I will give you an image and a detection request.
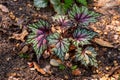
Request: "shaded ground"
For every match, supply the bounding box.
[0,0,120,80]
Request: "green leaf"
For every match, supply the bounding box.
[47,33,70,60]
[71,65,78,70]
[34,0,48,8]
[59,64,66,70]
[50,0,60,5]
[75,47,98,67]
[77,0,87,6]
[50,0,73,14]
[19,53,29,59]
[73,28,97,46]
[64,0,74,10]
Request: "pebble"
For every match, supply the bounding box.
[50,59,60,67]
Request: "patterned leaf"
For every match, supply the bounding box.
[34,0,48,8]
[68,5,100,26]
[52,15,73,28]
[75,47,98,67]
[73,28,97,46]
[47,33,70,60]
[27,19,50,61]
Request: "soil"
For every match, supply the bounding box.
[0,0,120,80]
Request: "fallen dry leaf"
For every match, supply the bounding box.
[42,50,50,59]
[19,45,29,53]
[94,38,114,47]
[51,25,62,33]
[97,0,120,8]
[64,53,69,60]
[69,45,76,51]
[43,65,51,74]
[100,76,109,80]
[9,29,28,42]
[7,73,17,77]
[94,0,120,14]
[72,68,81,76]
[97,0,110,7]
[0,13,12,28]
[0,4,9,12]
[9,12,16,20]
[7,72,20,77]
[65,61,72,68]
[33,62,46,75]
[27,62,34,68]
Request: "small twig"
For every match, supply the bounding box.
[108,65,120,77]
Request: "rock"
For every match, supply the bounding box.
[50,59,60,67]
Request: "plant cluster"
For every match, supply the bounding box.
[27,5,100,67]
[34,0,87,14]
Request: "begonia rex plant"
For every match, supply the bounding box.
[27,5,100,67]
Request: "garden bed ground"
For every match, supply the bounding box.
[0,0,120,80]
